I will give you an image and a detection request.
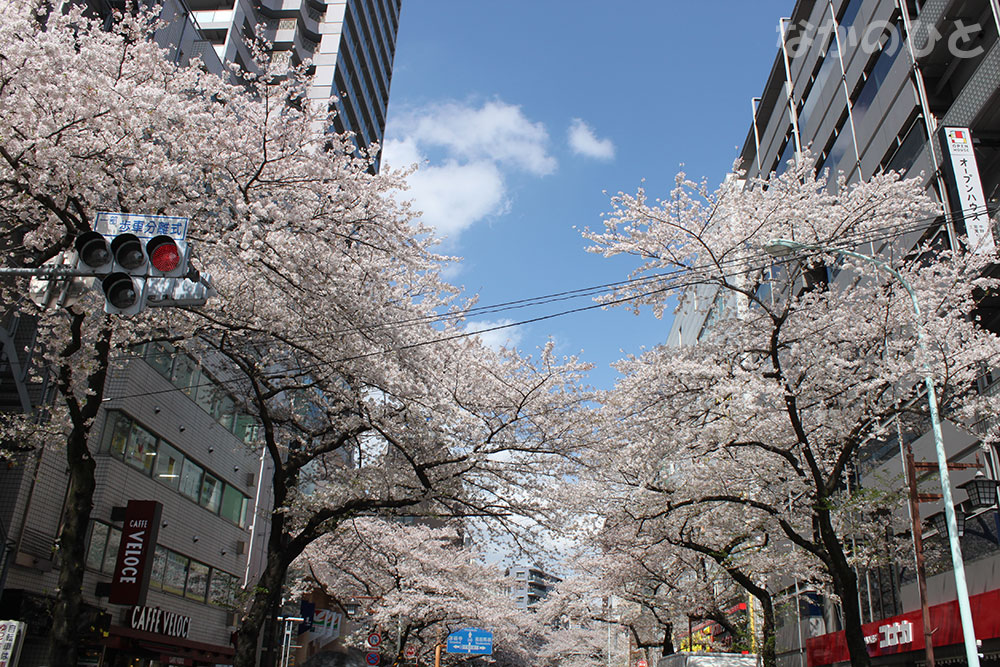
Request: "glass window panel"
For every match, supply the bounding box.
[241,496,250,529]
[887,119,927,173]
[220,484,245,526]
[154,442,184,490]
[86,522,109,571]
[163,551,188,596]
[209,571,237,606]
[799,39,839,136]
[825,122,855,174]
[233,414,257,442]
[852,25,902,127]
[180,458,204,503]
[149,546,166,590]
[171,354,200,399]
[146,341,174,378]
[185,560,210,601]
[217,395,235,430]
[196,380,218,416]
[102,412,130,459]
[839,0,862,31]
[201,474,222,513]
[102,527,121,574]
[775,131,797,176]
[124,423,157,475]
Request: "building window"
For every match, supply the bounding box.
[200,473,223,514]
[85,522,111,571]
[162,551,189,596]
[155,442,184,490]
[180,458,204,504]
[86,533,241,609]
[124,422,157,475]
[134,342,260,444]
[185,560,210,602]
[150,546,166,590]
[209,570,238,607]
[100,411,252,528]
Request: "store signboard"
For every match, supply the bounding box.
[942,127,996,255]
[109,500,163,606]
[129,606,191,640]
[807,588,1000,665]
[0,620,26,667]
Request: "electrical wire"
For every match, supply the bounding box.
[92,206,990,404]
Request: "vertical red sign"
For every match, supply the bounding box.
[108,500,162,606]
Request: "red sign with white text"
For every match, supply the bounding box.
[108,500,162,606]
[807,588,1000,666]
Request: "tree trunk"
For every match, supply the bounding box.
[47,317,111,666]
[818,505,870,667]
[234,551,289,667]
[758,593,777,667]
[47,425,96,667]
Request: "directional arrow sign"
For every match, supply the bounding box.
[446,628,493,655]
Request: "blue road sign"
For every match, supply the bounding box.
[446,628,493,655]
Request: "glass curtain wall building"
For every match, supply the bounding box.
[182,0,401,168]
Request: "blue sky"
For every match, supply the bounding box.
[381,2,795,389]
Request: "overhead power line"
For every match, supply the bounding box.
[94,208,985,404]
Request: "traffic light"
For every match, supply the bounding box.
[146,235,189,278]
[74,231,113,273]
[71,227,194,316]
[101,272,146,315]
[101,233,147,315]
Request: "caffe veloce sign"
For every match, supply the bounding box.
[129,605,191,640]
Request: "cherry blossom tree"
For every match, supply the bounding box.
[299,518,533,667]
[582,157,1000,667]
[0,4,592,666]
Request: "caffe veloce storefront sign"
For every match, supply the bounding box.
[103,605,235,666]
[807,588,1000,665]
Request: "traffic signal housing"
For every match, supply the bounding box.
[146,235,189,278]
[73,229,191,315]
[74,231,113,274]
[103,233,147,315]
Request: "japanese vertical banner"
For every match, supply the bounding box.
[942,126,996,255]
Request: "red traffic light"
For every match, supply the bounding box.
[147,235,181,273]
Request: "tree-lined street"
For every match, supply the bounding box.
[2,2,1000,667]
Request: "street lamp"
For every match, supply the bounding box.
[763,238,981,667]
[928,508,966,538]
[958,469,1000,510]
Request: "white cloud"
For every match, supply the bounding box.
[382,100,555,240]
[405,159,507,237]
[567,118,615,160]
[402,101,556,176]
[465,318,524,351]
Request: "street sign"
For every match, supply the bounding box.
[366,652,380,665]
[638,660,648,667]
[95,212,189,241]
[0,620,26,667]
[446,627,493,655]
[404,645,417,659]
[367,632,382,648]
